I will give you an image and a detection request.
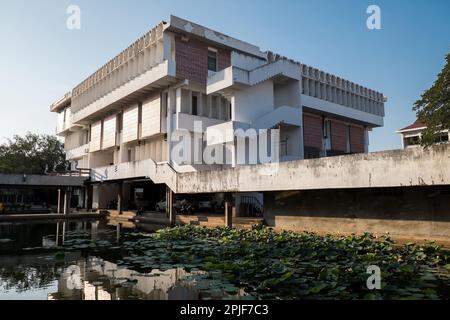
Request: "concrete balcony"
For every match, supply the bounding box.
[207,59,302,96]
[205,106,301,146]
[206,121,250,145]
[66,144,89,160]
[175,112,225,133]
[248,59,301,86]
[72,60,177,124]
[252,105,301,129]
[90,159,153,182]
[56,114,73,135]
[50,92,71,113]
[206,66,250,95]
[89,158,177,190]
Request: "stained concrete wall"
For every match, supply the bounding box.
[176,144,450,194]
[264,186,450,242]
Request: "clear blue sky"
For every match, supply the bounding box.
[0,0,448,151]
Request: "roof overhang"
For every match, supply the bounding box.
[167,15,267,59]
[50,92,72,113]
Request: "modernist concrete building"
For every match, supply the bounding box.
[397,118,449,149]
[50,15,386,212]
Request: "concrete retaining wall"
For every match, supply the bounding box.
[264,186,450,242]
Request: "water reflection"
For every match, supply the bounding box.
[48,257,202,300]
[0,219,249,300]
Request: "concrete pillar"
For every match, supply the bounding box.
[165,187,170,218]
[86,184,93,211]
[168,187,176,227]
[62,221,66,244]
[224,193,233,228]
[63,189,68,215]
[57,189,62,214]
[91,221,99,240]
[116,223,122,242]
[117,181,123,215]
[364,128,370,153]
[55,222,59,246]
[167,88,176,163]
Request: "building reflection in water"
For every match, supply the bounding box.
[47,257,201,300]
[1,219,248,300]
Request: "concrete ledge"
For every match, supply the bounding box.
[133,212,263,229]
[0,212,105,222]
[0,174,87,187]
[106,210,137,220]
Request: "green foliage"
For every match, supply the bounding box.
[54,251,66,259]
[0,132,68,174]
[413,52,450,146]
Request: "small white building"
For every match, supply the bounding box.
[397,119,449,149]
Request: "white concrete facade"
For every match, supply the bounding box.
[51,15,386,183]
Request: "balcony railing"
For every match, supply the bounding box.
[66,144,89,160]
[206,66,250,95]
[176,112,226,133]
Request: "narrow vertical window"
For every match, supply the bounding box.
[208,48,217,72]
[127,148,133,162]
[192,95,198,116]
[347,125,351,153]
[323,119,332,151]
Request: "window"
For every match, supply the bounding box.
[211,96,218,118]
[134,188,144,201]
[192,95,198,116]
[118,113,123,133]
[280,138,288,157]
[405,136,420,146]
[127,148,133,162]
[207,49,217,72]
[323,119,331,151]
[436,133,449,143]
[347,125,351,153]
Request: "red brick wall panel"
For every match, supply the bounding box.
[303,113,323,149]
[175,37,231,85]
[218,49,231,71]
[350,125,365,153]
[331,120,347,152]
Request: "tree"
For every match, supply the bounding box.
[0,133,69,175]
[413,52,450,146]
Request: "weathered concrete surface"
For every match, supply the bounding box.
[177,145,450,193]
[264,186,450,242]
[0,174,86,187]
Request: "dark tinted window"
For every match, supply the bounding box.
[192,95,198,116]
[208,50,217,72]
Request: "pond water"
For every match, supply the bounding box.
[0,219,250,300]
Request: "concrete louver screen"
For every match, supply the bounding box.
[102,114,117,149]
[122,105,139,143]
[90,121,102,152]
[141,95,161,138]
